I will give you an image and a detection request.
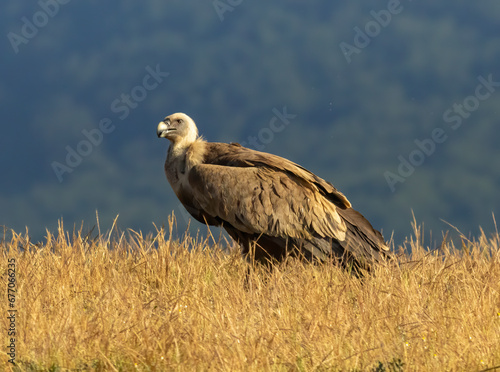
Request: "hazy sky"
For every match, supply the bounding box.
[2,1,499,247]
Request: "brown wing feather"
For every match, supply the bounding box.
[182,141,389,267]
[187,163,347,242]
[203,143,352,210]
[174,184,224,227]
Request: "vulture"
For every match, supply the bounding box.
[157,113,392,270]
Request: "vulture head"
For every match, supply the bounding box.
[157,113,198,146]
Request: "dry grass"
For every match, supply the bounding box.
[1,215,499,371]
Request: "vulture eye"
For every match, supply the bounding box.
[177,119,184,124]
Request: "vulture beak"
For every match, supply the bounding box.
[157,119,172,138]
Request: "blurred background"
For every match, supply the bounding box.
[1,0,499,248]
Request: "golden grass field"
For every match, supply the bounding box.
[1,215,499,371]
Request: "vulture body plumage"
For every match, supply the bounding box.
[157,113,392,270]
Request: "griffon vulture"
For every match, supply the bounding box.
[157,113,391,270]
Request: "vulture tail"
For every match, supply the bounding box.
[297,208,392,272]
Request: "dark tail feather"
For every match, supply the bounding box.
[297,208,392,271]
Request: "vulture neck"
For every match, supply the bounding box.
[165,136,206,195]
[167,136,206,173]
[168,128,199,157]
[173,126,197,146]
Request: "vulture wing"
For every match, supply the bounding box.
[185,143,389,266]
[188,163,347,240]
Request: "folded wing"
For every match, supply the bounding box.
[188,163,347,243]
